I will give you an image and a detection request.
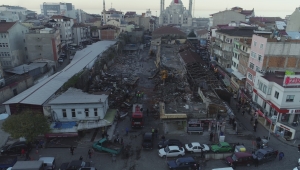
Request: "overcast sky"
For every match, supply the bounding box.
[4,0,298,17]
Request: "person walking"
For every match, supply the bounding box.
[209,132,213,141]
[21,148,25,157]
[254,157,259,167]
[279,151,284,161]
[120,137,124,145]
[242,110,245,116]
[88,149,92,159]
[151,127,155,137]
[298,144,300,152]
[154,128,158,138]
[70,146,75,155]
[255,119,258,126]
[79,156,83,161]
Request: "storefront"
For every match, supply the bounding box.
[275,122,296,140]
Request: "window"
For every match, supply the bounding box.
[256,66,260,72]
[259,82,263,90]
[71,109,76,117]
[286,95,295,102]
[258,55,262,62]
[249,62,254,70]
[85,108,89,117]
[248,73,253,80]
[236,64,238,69]
[274,91,279,99]
[254,41,257,46]
[267,88,272,95]
[0,43,2,47]
[260,44,263,49]
[94,108,98,116]
[262,85,267,94]
[262,101,266,109]
[62,109,67,117]
[254,94,258,102]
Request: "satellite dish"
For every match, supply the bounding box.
[277,37,281,41]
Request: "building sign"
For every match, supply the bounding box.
[283,75,300,86]
[279,124,290,131]
[288,109,300,114]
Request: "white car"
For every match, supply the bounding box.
[158,145,185,158]
[58,58,64,63]
[185,142,210,153]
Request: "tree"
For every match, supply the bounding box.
[2,110,50,143]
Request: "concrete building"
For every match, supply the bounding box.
[25,28,61,63]
[159,0,193,27]
[106,19,127,33]
[72,23,90,46]
[209,10,246,27]
[0,62,4,87]
[212,27,255,69]
[101,6,124,26]
[286,7,300,32]
[0,5,27,15]
[0,21,28,69]
[49,15,74,47]
[40,2,74,17]
[245,34,300,96]
[99,25,120,40]
[0,11,21,22]
[252,71,300,140]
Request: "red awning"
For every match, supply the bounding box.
[45,133,78,138]
[257,110,265,117]
[265,117,272,124]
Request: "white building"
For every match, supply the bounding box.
[159,0,193,27]
[0,5,27,15]
[253,71,300,140]
[49,15,74,47]
[72,23,90,45]
[40,2,74,17]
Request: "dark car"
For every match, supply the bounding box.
[252,147,278,164]
[167,157,197,169]
[226,152,254,168]
[0,141,31,156]
[142,133,154,149]
[158,139,183,149]
[59,160,91,170]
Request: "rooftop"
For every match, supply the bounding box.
[216,27,256,37]
[5,63,46,75]
[261,71,300,88]
[50,15,72,20]
[72,23,87,28]
[0,22,16,33]
[152,26,186,38]
[3,40,117,106]
[48,88,108,104]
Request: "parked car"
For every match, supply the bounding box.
[59,160,90,170]
[142,133,153,149]
[58,58,64,63]
[68,46,76,50]
[158,146,185,158]
[158,139,183,149]
[211,142,234,153]
[39,157,56,170]
[167,157,197,169]
[252,147,278,164]
[60,53,67,58]
[0,141,31,156]
[225,152,254,168]
[184,142,210,153]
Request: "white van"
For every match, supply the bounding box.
[212,168,234,170]
[39,157,56,170]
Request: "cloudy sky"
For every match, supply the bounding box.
[4,0,298,17]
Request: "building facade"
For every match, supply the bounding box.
[0,21,28,69]
[99,25,120,40]
[25,28,60,63]
[72,23,90,46]
[40,2,74,17]
[209,10,246,27]
[253,71,300,140]
[49,15,74,47]
[286,7,300,32]
[0,5,27,15]
[159,0,193,27]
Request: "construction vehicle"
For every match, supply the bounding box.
[131,104,144,128]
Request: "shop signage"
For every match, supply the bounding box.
[279,124,290,131]
[288,109,300,114]
[283,75,300,86]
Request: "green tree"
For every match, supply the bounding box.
[2,110,51,143]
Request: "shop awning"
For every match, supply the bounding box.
[232,71,246,80]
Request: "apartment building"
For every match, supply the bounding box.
[49,15,74,47]
[72,23,90,46]
[40,2,74,17]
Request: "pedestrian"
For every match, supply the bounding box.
[126,127,129,135]
[25,151,30,161]
[233,121,237,130]
[21,148,25,157]
[242,110,245,115]
[151,127,155,137]
[88,149,92,159]
[279,151,284,161]
[250,116,254,123]
[253,124,257,132]
[120,137,124,145]
[39,139,44,149]
[146,108,149,116]
[200,148,204,158]
[255,119,258,126]
[154,128,158,138]
[298,144,300,152]
[209,132,213,141]
[79,156,83,161]
[254,157,259,167]
[70,145,75,155]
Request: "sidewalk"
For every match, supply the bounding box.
[229,97,298,147]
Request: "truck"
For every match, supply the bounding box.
[11,161,43,170]
[131,104,144,128]
[92,138,123,155]
[0,156,17,170]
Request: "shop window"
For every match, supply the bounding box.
[248,73,253,80]
[274,91,279,99]
[71,109,76,117]
[85,108,89,117]
[62,109,67,117]
[286,95,294,102]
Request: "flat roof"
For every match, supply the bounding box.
[3,41,116,105]
[262,72,300,88]
[49,88,108,104]
[5,64,41,74]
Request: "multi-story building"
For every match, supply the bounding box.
[286,7,300,32]
[159,0,193,27]
[72,23,90,46]
[0,62,4,87]
[101,7,124,25]
[212,27,255,69]
[0,5,27,15]
[25,28,60,63]
[245,34,300,96]
[49,15,74,47]
[40,2,74,17]
[253,71,300,140]
[99,25,120,40]
[0,21,28,69]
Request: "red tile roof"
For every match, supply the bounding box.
[0,22,16,33]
